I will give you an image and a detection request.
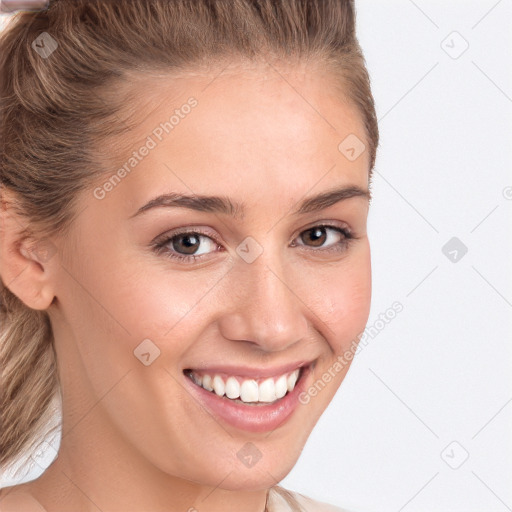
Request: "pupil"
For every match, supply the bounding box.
[304,227,326,247]
[174,234,199,255]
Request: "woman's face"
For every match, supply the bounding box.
[49,62,372,491]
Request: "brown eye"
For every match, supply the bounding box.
[154,230,221,262]
[153,224,354,265]
[295,225,352,250]
[171,233,202,255]
[300,227,328,247]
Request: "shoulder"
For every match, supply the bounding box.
[0,484,46,512]
[268,486,352,512]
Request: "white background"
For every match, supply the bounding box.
[1,2,511,511]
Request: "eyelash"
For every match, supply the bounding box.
[152,224,355,264]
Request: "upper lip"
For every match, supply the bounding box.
[184,359,315,379]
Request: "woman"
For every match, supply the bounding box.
[0,0,379,510]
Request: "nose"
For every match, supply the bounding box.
[218,253,309,353]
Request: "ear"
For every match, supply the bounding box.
[0,187,57,311]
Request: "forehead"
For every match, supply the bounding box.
[95,61,369,212]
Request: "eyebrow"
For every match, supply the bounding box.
[129,185,370,220]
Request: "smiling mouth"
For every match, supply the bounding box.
[183,366,307,406]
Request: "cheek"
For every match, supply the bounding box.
[314,243,372,352]
[110,266,230,340]
[55,252,228,392]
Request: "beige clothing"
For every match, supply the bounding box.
[267,488,350,512]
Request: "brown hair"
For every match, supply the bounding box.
[0,0,379,502]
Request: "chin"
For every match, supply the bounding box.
[215,468,293,492]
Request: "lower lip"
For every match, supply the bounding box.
[183,365,312,433]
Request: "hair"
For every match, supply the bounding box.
[0,0,379,506]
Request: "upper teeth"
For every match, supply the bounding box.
[188,369,301,403]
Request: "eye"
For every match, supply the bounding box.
[152,224,354,264]
[291,224,354,253]
[152,229,221,263]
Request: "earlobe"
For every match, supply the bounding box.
[0,194,57,312]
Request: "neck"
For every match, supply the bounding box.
[26,406,270,512]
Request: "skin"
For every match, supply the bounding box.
[0,60,372,512]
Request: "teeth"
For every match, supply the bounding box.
[202,374,213,392]
[275,374,288,399]
[225,376,240,399]
[240,379,259,402]
[287,371,298,392]
[187,368,301,404]
[258,378,276,402]
[191,373,202,387]
[212,375,225,397]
